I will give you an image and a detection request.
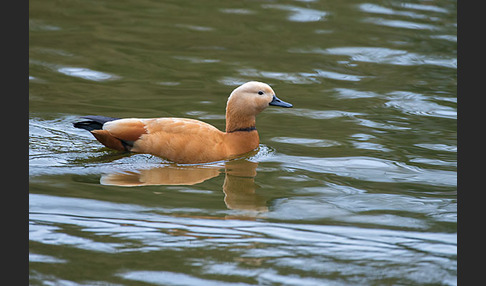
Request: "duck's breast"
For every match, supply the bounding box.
[223,131,260,159]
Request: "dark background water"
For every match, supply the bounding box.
[29,0,456,285]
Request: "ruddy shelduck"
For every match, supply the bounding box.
[73,81,292,163]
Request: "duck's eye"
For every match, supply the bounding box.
[258,91,264,95]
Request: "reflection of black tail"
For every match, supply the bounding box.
[73,115,120,131]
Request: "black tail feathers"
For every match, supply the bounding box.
[73,115,120,132]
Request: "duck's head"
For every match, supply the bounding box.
[227,81,292,116]
[225,81,292,133]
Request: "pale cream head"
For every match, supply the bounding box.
[226,81,277,115]
[225,81,292,133]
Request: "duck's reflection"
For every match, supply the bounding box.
[100,159,267,212]
[100,165,220,186]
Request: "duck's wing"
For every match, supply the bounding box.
[76,116,227,163]
[95,118,225,163]
[102,118,148,141]
[128,118,226,163]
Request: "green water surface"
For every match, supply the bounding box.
[29,0,457,285]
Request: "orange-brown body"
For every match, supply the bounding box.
[74,81,292,164]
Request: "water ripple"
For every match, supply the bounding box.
[271,137,340,147]
[173,56,220,64]
[292,47,457,68]
[267,154,456,186]
[238,68,365,84]
[263,4,328,22]
[57,67,120,81]
[119,271,253,286]
[358,3,430,19]
[219,8,255,15]
[29,19,61,31]
[397,2,450,14]
[175,24,214,32]
[270,108,363,119]
[415,143,457,153]
[363,17,439,30]
[385,91,457,119]
[30,59,121,81]
[29,188,456,284]
[30,192,456,253]
[333,88,380,99]
[29,253,67,264]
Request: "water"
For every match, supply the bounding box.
[29,0,457,285]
